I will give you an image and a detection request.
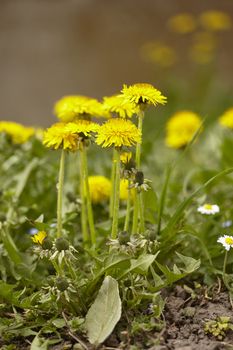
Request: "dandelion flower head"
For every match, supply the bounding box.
[54,95,106,122]
[43,121,99,151]
[200,11,232,32]
[121,83,167,107]
[103,94,138,118]
[31,231,47,245]
[165,110,202,149]
[217,235,233,251]
[168,13,197,34]
[219,108,233,129]
[0,121,35,144]
[197,203,220,215]
[96,118,141,148]
[88,176,111,204]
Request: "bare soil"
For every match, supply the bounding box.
[1,285,233,350]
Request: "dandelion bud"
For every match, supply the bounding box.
[42,237,53,250]
[55,237,69,251]
[118,231,130,245]
[135,171,144,185]
[56,277,69,292]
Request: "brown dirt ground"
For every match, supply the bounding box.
[1,285,233,350]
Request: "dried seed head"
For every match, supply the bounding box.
[55,237,70,251]
[118,231,130,245]
[56,277,69,292]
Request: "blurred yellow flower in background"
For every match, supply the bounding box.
[103,95,138,118]
[141,41,177,68]
[165,111,202,149]
[0,121,35,144]
[121,83,167,107]
[200,11,232,32]
[88,175,111,204]
[96,118,141,148]
[219,108,233,129]
[120,179,129,201]
[54,95,106,122]
[190,32,216,64]
[168,13,197,34]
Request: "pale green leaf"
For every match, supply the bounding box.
[85,276,121,345]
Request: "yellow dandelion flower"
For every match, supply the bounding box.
[165,111,202,149]
[120,152,132,164]
[0,121,35,144]
[65,120,100,136]
[103,94,138,118]
[88,175,111,204]
[54,95,106,122]
[219,108,233,129]
[121,83,167,107]
[31,231,47,245]
[141,42,177,68]
[200,11,232,31]
[96,118,141,148]
[43,123,78,151]
[43,120,98,151]
[168,13,197,34]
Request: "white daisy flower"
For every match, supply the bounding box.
[217,235,233,251]
[197,203,220,215]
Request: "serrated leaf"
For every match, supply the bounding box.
[176,252,200,273]
[30,334,60,350]
[85,276,121,345]
[118,253,158,279]
[30,334,49,350]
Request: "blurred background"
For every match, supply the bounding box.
[0,0,233,126]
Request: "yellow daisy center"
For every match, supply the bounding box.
[203,204,213,210]
[225,237,233,245]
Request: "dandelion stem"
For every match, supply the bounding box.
[132,190,139,234]
[57,149,65,238]
[111,149,120,239]
[135,110,144,168]
[124,179,131,232]
[139,191,145,233]
[82,146,96,245]
[110,148,117,218]
[132,110,144,234]
[80,152,88,243]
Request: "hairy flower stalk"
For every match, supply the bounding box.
[57,149,65,238]
[110,148,117,218]
[112,149,121,239]
[123,179,132,232]
[79,152,88,243]
[81,145,96,244]
[132,109,144,234]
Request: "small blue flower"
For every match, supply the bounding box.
[222,220,232,228]
[28,228,39,235]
